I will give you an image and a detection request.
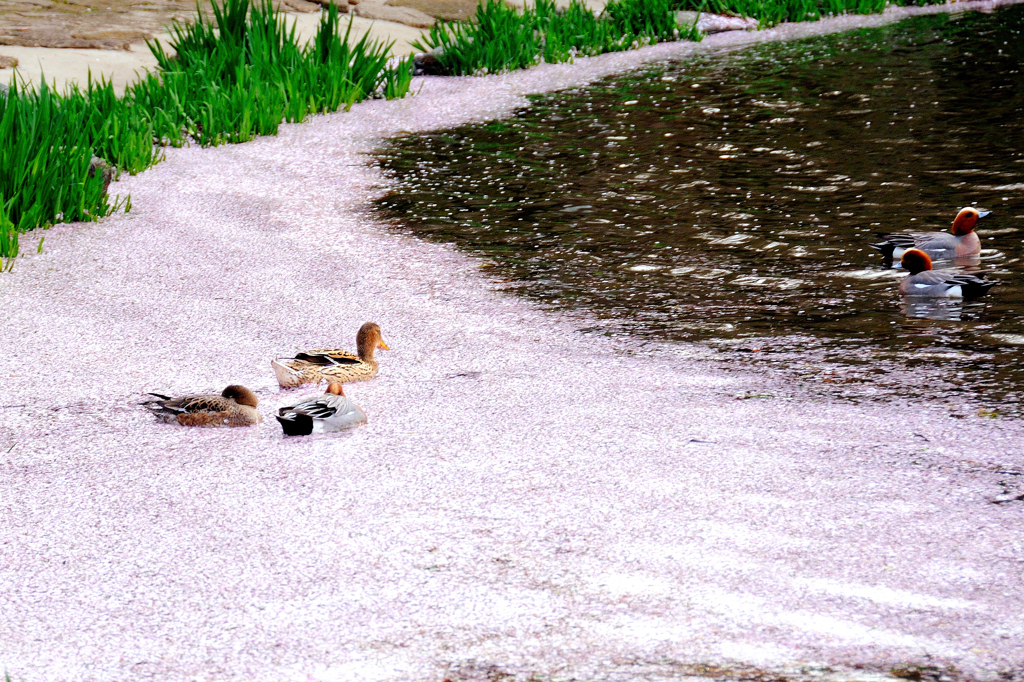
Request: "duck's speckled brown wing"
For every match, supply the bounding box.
[146,392,232,414]
[158,394,237,413]
[292,349,361,366]
[320,360,377,383]
[144,393,261,427]
[273,349,375,388]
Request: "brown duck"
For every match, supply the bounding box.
[271,322,389,389]
[144,385,262,427]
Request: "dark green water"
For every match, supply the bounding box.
[376,6,1024,414]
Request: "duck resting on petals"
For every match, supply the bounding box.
[144,385,262,426]
[271,322,389,389]
[898,248,996,298]
[873,207,990,261]
[276,382,367,436]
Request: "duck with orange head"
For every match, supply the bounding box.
[276,382,367,436]
[873,207,990,262]
[898,248,996,298]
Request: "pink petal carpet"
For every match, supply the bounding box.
[1,3,1023,680]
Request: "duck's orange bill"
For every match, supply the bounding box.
[379,341,390,350]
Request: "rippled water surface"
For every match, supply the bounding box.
[376,6,1024,414]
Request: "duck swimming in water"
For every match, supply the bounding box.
[144,385,262,427]
[873,207,990,261]
[271,322,389,389]
[898,248,996,298]
[276,382,367,436]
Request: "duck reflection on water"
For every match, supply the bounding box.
[900,297,990,322]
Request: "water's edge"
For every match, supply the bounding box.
[374,3,1024,416]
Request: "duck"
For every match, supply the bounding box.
[898,248,996,298]
[873,207,990,261]
[144,385,262,427]
[271,322,389,389]
[276,382,367,436]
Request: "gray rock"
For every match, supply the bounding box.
[413,46,448,76]
[306,0,350,10]
[89,155,116,196]
[276,0,322,12]
[351,3,435,27]
[386,0,479,22]
[677,11,759,34]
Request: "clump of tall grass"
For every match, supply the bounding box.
[414,0,954,76]
[0,80,132,268]
[674,0,946,26]
[0,0,412,265]
[138,0,411,145]
[412,0,700,77]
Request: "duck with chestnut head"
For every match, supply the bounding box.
[271,322,389,389]
[898,248,996,298]
[873,207,990,262]
[276,382,367,436]
[144,385,262,427]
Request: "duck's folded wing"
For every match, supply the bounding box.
[947,272,989,285]
[145,393,230,416]
[876,232,921,248]
[907,270,994,296]
[278,396,340,419]
[872,232,921,258]
[912,270,956,286]
[946,272,996,294]
[913,232,958,251]
[174,395,234,413]
[292,349,362,366]
[918,270,990,287]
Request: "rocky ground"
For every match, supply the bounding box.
[0,0,756,91]
[0,0,432,92]
[0,0,487,50]
[0,0,476,90]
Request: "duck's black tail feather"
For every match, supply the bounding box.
[959,276,998,299]
[871,233,916,260]
[276,411,314,436]
[871,242,896,260]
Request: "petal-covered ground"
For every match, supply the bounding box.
[2,5,1023,680]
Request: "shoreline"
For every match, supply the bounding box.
[3,0,1021,95]
[2,3,1024,680]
